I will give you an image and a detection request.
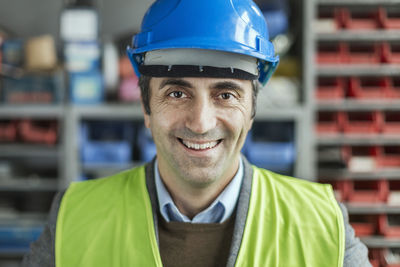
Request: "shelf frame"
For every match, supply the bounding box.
[0,105,64,119]
[317,30,400,42]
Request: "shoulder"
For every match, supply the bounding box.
[252,166,333,199]
[67,165,146,197]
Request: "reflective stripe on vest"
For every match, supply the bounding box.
[56,165,344,267]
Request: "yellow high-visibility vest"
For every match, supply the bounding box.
[56,165,344,267]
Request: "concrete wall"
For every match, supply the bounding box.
[0,0,153,39]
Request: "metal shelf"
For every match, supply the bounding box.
[317,64,400,77]
[0,178,59,192]
[255,106,304,120]
[82,162,142,178]
[317,135,400,145]
[71,104,144,120]
[361,236,400,248]
[0,105,64,119]
[319,168,400,180]
[0,212,47,222]
[0,144,60,157]
[318,0,400,5]
[0,248,28,258]
[317,30,400,42]
[346,203,400,214]
[317,100,400,111]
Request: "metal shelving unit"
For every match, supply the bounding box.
[0,103,66,262]
[310,0,400,261]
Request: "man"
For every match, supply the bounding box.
[23,0,371,266]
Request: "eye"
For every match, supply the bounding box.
[219,93,234,100]
[168,91,187,98]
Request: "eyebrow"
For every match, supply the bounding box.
[159,78,194,90]
[211,81,245,93]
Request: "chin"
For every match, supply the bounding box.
[179,168,221,187]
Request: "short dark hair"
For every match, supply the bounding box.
[139,75,259,118]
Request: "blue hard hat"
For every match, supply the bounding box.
[127,0,279,85]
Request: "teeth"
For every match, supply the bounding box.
[182,140,218,150]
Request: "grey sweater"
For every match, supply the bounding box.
[22,157,371,266]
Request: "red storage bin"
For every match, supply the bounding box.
[348,77,390,99]
[341,7,381,30]
[387,77,400,98]
[0,121,17,142]
[347,180,389,203]
[382,42,400,64]
[377,146,400,168]
[380,7,400,29]
[317,42,346,64]
[316,111,344,134]
[378,214,400,237]
[347,43,381,64]
[350,214,378,237]
[383,111,400,134]
[322,180,350,202]
[316,77,345,100]
[119,55,135,79]
[343,111,383,134]
[18,120,58,145]
[369,249,384,267]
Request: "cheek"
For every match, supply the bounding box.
[219,108,251,136]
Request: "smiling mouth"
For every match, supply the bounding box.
[178,138,222,151]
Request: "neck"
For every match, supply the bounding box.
[158,159,240,219]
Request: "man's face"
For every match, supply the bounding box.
[143,77,254,188]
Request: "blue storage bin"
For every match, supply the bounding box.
[80,121,134,164]
[70,70,103,104]
[1,39,24,66]
[0,225,43,250]
[245,141,295,174]
[243,122,296,174]
[2,71,65,104]
[263,9,289,39]
[137,126,157,162]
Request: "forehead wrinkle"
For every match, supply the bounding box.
[159,78,194,90]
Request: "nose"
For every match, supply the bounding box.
[185,96,217,134]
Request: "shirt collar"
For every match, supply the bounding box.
[154,158,243,224]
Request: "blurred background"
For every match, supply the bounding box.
[0,0,400,266]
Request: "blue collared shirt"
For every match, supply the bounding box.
[154,158,243,223]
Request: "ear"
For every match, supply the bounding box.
[248,117,254,131]
[141,101,151,129]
